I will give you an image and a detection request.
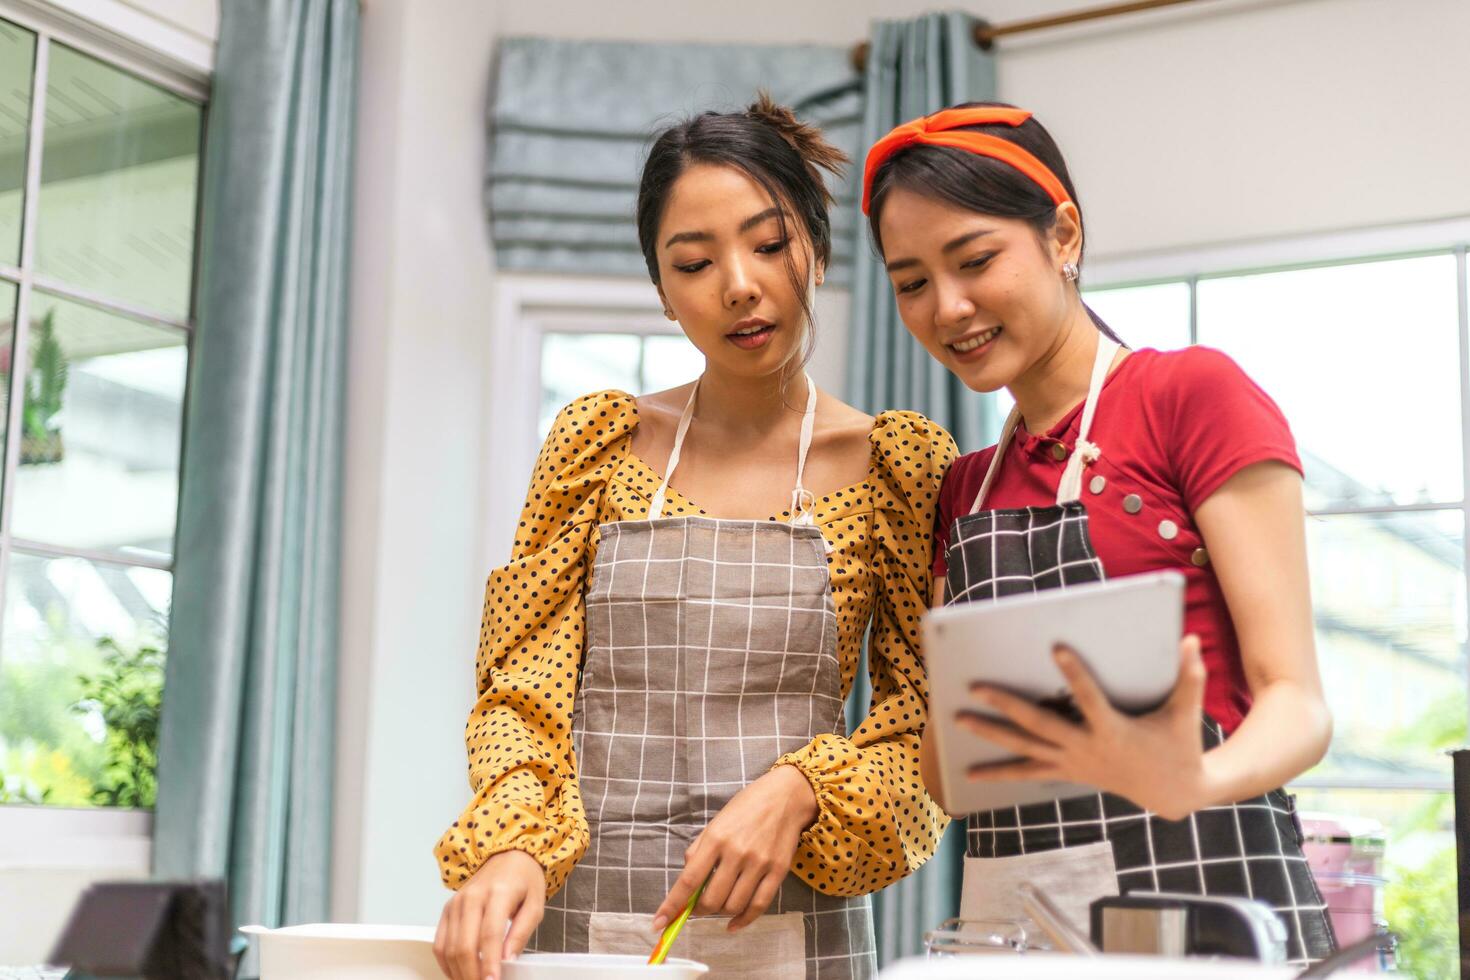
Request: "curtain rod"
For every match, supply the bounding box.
[850,0,1209,72]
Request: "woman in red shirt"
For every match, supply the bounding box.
[862,104,1335,965]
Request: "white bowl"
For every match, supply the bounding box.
[504,953,710,980]
[240,923,441,979]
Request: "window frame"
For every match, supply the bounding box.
[483,275,674,569]
[1089,231,1470,797]
[0,0,211,98]
[0,0,208,846]
[537,325,702,437]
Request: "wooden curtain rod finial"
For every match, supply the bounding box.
[848,0,1204,73]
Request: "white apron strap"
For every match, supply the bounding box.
[969,406,1023,515]
[647,381,700,521]
[968,335,1121,514]
[790,373,820,526]
[1055,336,1119,504]
[647,373,822,526]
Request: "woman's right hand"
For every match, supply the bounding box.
[433,849,546,980]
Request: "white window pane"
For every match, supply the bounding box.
[539,333,640,437]
[0,20,36,266]
[1197,256,1461,508]
[36,44,202,319]
[12,291,187,561]
[641,334,702,392]
[1290,788,1454,976]
[983,281,1190,443]
[988,388,1015,445]
[1306,509,1466,784]
[1081,281,1191,351]
[0,552,170,807]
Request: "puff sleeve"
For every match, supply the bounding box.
[434,392,635,894]
[775,412,958,895]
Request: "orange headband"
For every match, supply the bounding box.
[861,106,1072,214]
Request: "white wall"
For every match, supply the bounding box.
[335,0,1470,926]
[491,0,1470,260]
[996,0,1470,258]
[335,0,498,926]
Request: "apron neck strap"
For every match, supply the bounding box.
[790,374,820,525]
[648,373,820,523]
[969,406,1021,515]
[968,334,1121,514]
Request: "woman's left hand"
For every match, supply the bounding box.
[962,635,1214,820]
[652,764,818,933]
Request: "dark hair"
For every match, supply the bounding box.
[864,101,1123,345]
[636,93,848,365]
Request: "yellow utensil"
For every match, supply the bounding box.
[648,880,707,965]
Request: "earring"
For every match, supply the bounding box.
[663,307,675,320]
[815,274,824,286]
[1062,262,1079,282]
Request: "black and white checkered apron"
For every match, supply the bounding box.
[943,337,1334,966]
[531,375,876,980]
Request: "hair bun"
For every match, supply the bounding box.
[746,91,849,206]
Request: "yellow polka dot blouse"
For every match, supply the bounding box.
[435,390,958,898]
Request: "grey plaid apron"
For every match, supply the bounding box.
[531,375,877,980]
[944,337,1335,966]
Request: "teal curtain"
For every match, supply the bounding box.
[847,11,997,452]
[153,0,358,940]
[844,11,997,966]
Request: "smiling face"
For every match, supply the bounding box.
[654,163,820,378]
[876,185,1083,393]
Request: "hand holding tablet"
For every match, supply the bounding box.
[923,571,1208,814]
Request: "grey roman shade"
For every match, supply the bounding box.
[487,37,863,283]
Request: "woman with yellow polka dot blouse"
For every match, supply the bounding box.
[432,96,957,980]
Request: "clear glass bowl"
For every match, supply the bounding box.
[923,918,1038,957]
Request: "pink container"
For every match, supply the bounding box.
[1299,811,1391,972]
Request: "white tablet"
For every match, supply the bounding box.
[923,570,1185,813]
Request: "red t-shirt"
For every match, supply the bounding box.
[934,347,1302,733]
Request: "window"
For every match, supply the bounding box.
[0,13,204,812]
[1195,258,1466,801]
[539,330,702,436]
[1093,253,1465,978]
[990,279,1193,427]
[1084,279,1192,352]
